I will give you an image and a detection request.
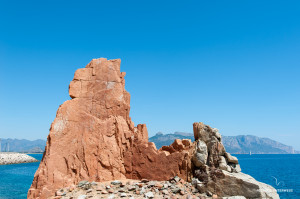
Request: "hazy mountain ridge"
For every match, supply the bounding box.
[2,133,298,154]
[0,138,46,153]
[149,132,300,154]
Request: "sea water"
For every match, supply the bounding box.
[0,154,42,199]
[235,154,300,199]
[0,154,299,199]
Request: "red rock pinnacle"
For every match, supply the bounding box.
[28,58,193,199]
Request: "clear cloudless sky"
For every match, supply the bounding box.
[0,0,299,150]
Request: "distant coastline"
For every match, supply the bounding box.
[149,132,300,154]
[1,134,299,155]
[0,138,45,153]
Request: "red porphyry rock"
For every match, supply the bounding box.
[28,58,193,199]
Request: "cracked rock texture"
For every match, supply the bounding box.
[28,58,193,199]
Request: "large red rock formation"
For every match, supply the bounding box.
[28,58,279,199]
[28,58,193,199]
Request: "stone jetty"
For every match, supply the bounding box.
[0,152,38,165]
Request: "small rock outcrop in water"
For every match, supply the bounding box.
[28,58,279,199]
[0,152,38,165]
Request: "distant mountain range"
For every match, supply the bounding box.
[1,133,299,154]
[149,132,300,154]
[0,138,46,153]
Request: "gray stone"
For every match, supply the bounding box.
[174,176,180,182]
[111,180,122,185]
[231,164,241,173]
[206,191,213,196]
[118,188,125,192]
[77,181,91,190]
[191,187,199,193]
[219,156,227,165]
[140,187,146,194]
[225,152,239,164]
[91,181,97,186]
[207,170,279,199]
[195,140,207,153]
[86,189,93,193]
[219,156,232,172]
[196,183,205,193]
[192,140,208,167]
[191,178,201,186]
[172,187,181,194]
[127,185,136,191]
[78,181,89,187]
[186,195,193,199]
[77,195,87,199]
[212,128,222,141]
[148,181,156,187]
[192,152,207,167]
[222,196,246,199]
[162,190,169,195]
[107,194,115,199]
[120,193,127,197]
[145,191,154,198]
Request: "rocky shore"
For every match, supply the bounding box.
[0,152,38,165]
[50,177,247,199]
[28,58,279,199]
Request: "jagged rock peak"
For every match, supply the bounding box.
[28,58,193,199]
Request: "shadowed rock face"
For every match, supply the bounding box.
[28,58,193,199]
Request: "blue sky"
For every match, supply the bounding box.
[0,1,299,150]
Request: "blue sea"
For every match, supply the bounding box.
[0,154,299,199]
[0,154,42,199]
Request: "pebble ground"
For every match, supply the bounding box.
[50,176,217,199]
